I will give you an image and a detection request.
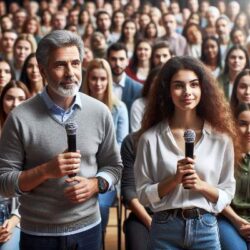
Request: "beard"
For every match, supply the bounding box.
[111,66,125,76]
[49,78,81,98]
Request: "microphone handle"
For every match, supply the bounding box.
[185,142,194,159]
[184,142,194,189]
[67,134,76,177]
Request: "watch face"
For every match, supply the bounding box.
[98,177,107,193]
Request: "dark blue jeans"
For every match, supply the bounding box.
[20,223,101,250]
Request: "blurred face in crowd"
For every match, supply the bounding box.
[97,13,111,32]
[92,33,106,50]
[145,22,157,38]
[26,56,43,84]
[68,9,79,26]
[82,47,93,69]
[152,47,171,66]
[136,41,152,62]
[88,68,108,100]
[1,31,17,53]
[108,50,129,76]
[0,16,13,31]
[53,13,66,30]
[163,14,177,35]
[232,30,247,46]
[216,18,230,38]
[237,110,250,152]
[26,19,38,34]
[14,10,27,28]
[14,40,32,66]
[113,11,125,28]
[204,39,219,60]
[123,21,136,40]
[236,75,250,104]
[186,25,202,44]
[139,13,151,30]
[0,61,12,88]
[3,87,26,115]
[150,7,161,24]
[228,49,247,73]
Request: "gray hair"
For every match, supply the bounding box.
[36,30,84,67]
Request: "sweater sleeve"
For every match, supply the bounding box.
[96,109,123,186]
[121,134,137,206]
[0,113,24,197]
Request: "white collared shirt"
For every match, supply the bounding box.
[112,73,126,100]
[134,121,235,214]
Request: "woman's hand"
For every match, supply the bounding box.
[175,157,195,185]
[0,215,19,243]
[235,217,250,241]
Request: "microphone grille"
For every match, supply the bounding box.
[65,121,78,135]
[183,129,196,143]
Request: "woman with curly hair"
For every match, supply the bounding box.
[134,56,238,249]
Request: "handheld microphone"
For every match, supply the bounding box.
[65,121,78,178]
[184,129,196,159]
[183,129,196,189]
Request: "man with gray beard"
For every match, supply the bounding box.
[0,30,123,250]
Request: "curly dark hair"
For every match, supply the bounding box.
[138,56,239,159]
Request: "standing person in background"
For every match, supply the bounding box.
[215,15,231,63]
[160,13,187,56]
[0,30,122,250]
[218,103,250,250]
[0,59,15,94]
[230,69,250,115]
[200,36,222,78]
[11,34,37,80]
[218,45,249,100]
[0,30,18,62]
[135,56,237,249]
[82,58,128,239]
[107,43,142,116]
[0,80,30,135]
[20,53,45,97]
[125,39,152,84]
[118,19,138,59]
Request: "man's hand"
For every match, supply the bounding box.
[43,151,81,179]
[64,176,99,203]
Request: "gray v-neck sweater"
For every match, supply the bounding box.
[0,93,123,234]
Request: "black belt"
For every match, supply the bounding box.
[167,208,210,219]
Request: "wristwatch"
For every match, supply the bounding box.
[97,177,109,194]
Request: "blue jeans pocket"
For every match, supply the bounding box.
[200,213,217,227]
[153,211,173,224]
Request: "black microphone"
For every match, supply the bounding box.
[183,129,196,189]
[183,129,196,159]
[65,121,78,178]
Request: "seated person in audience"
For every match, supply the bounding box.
[218,103,250,250]
[121,132,152,250]
[130,67,161,132]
